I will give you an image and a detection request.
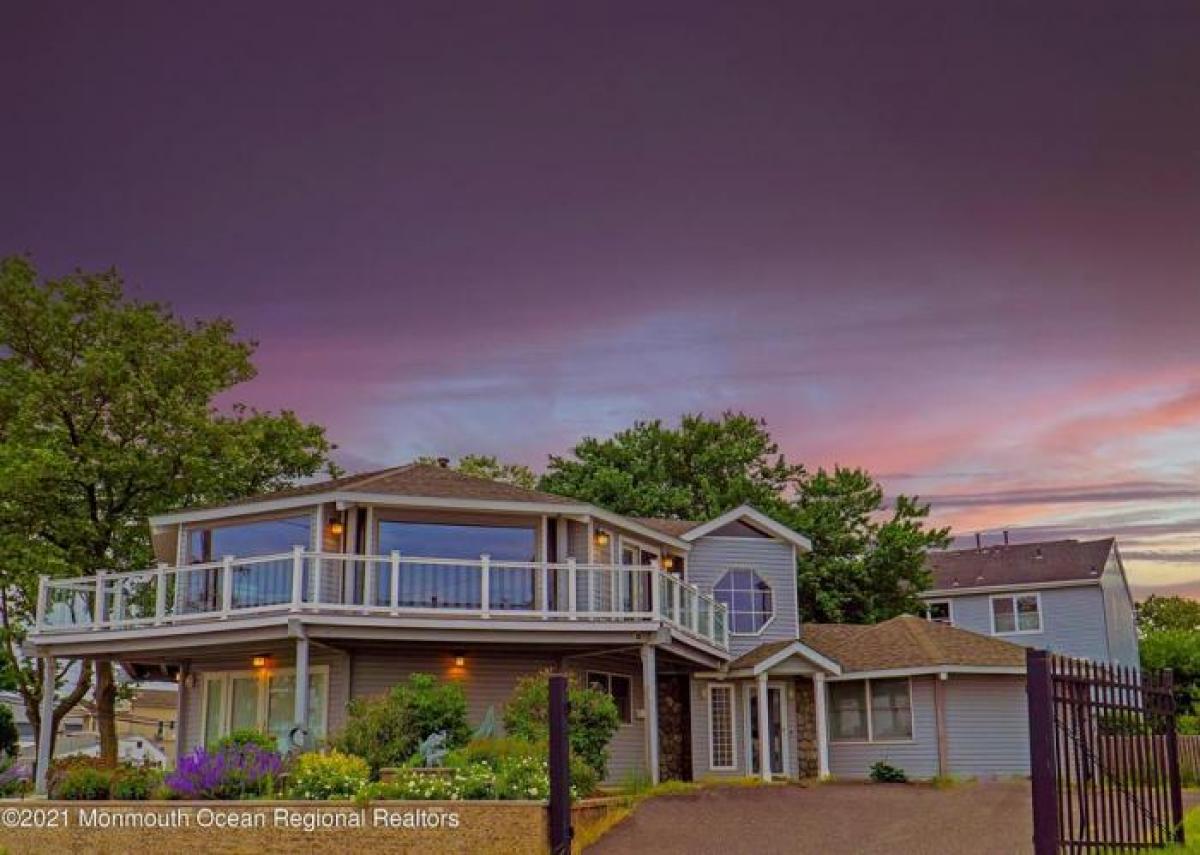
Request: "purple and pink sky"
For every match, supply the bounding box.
[4,2,1199,598]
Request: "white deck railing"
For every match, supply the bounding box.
[35,548,730,651]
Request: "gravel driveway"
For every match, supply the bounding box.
[587,781,1035,855]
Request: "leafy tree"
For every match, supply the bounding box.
[0,256,337,768]
[1139,629,1200,715]
[539,412,803,519]
[1136,595,1200,636]
[788,467,951,623]
[0,705,19,758]
[416,454,537,490]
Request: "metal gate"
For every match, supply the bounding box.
[1027,649,1185,853]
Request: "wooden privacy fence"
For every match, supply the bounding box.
[1180,735,1200,785]
[1028,649,1185,854]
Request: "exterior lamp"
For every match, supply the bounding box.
[252,656,268,669]
[594,530,610,548]
[453,652,466,668]
[328,518,345,537]
[661,556,675,571]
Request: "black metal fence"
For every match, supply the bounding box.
[1028,649,1185,854]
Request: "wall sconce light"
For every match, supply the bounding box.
[252,655,268,668]
[661,556,675,571]
[328,518,345,537]
[453,652,466,668]
[594,530,610,548]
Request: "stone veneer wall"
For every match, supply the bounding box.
[0,801,548,855]
[793,678,819,778]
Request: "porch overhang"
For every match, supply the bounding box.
[694,639,843,680]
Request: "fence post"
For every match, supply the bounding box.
[548,673,572,855]
[1164,668,1186,845]
[1027,648,1059,855]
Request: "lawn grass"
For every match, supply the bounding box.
[1162,806,1200,853]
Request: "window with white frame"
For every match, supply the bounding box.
[828,678,913,742]
[202,667,329,751]
[924,600,953,625]
[713,569,774,634]
[586,672,633,724]
[991,593,1041,634]
[708,684,736,769]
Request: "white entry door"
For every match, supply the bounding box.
[743,683,788,777]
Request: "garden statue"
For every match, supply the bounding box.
[416,731,449,767]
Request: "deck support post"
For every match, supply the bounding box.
[35,655,56,794]
[813,672,830,779]
[641,644,659,785]
[294,632,310,750]
[757,671,771,782]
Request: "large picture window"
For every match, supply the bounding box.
[708,684,736,770]
[828,678,913,743]
[713,569,774,634]
[184,515,312,611]
[991,593,1042,634]
[375,521,538,610]
[202,668,328,752]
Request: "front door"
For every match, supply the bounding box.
[744,684,787,777]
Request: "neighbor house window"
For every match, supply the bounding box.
[924,600,953,625]
[708,684,736,770]
[586,672,633,724]
[991,593,1042,634]
[713,569,774,634]
[202,668,328,752]
[376,521,538,610]
[828,678,913,742]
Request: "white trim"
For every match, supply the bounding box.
[706,683,738,771]
[923,599,954,626]
[826,665,1026,682]
[827,676,914,745]
[680,505,812,551]
[750,640,843,676]
[741,680,789,777]
[921,578,1099,597]
[152,493,692,551]
[714,567,776,637]
[989,591,1043,636]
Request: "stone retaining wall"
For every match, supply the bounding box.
[0,800,548,854]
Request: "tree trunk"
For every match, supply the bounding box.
[95,660,119,766]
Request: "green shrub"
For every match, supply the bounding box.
[869,761,907,783]
[215,729,279,752]
[334,674,469,776]
[48,756,111,799]
[110,767,163,800]
[1178,714,1200,735]
[503,671,619,779]
[0,756,31,797]
[0,706,19,758]
[57,767,114,800]
[287,750,371,800]
[445,737,599,799]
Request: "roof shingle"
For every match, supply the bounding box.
[926,538,1114,591]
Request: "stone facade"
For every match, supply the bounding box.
[793,678,818,778]
[657,674,693,781]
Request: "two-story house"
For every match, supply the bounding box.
[27,462,1038,789]
[918,538,1139,667]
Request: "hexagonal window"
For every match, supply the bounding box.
[713,569,774,634]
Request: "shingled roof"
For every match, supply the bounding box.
[630,517,704,538]
[925,538,1115,592]
[172,462,579,513]
[798,615,1027,672]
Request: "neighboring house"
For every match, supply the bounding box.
[2,689,89,760]
[918,538,1139,668]
[53,732,167,766]
[25,460,1035,788]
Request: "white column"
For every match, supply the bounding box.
[641,644,659,785]
[757,671,771,782]
[35,656,56,794]
[294,634,310,751]
[813,673,830,779]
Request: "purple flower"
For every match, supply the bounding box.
[166,745,283,799]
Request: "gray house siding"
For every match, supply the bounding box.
[1100,556,1140,669]
[943,675,1030,777]
[827,676,940,780]
[686,537,799,657]
[933,585,1111,662]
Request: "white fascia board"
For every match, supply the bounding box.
[920,579,1101,598]
[825,665,1027,682]
[752,641,842,676]
[680,504,812,551]
[150,492,691,550]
